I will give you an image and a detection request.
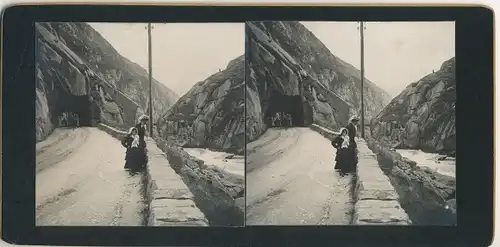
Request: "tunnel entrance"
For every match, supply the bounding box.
[265,91,306,128]
[55,94,94,127]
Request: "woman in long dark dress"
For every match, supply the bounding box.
[345,115,360,173]
[331,128,351,176]
[134,114,149,170]
[121,127,141,172]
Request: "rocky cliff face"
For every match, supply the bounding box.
[35,22,178,142]
[157,55,245,154]
[246,21,392,142]
[371,57,456,154]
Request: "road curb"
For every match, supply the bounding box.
[309,124,410,225]
[352,138,411,225]
[365,137,456,225]
[144,138,209,226]
[154,137,245,227]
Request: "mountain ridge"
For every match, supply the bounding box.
[157,55,245,154]
[246,21,392,142]
[36,22,178,141]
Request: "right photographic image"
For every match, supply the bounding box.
[245,21,456,226]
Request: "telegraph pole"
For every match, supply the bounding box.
[147,23,154,137]
[359,21,366,138]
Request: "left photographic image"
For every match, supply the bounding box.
[35,22,245,227]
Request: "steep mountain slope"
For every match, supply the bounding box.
[371,57,456,154]
[157,55,245,154]
[246,21,392,142]
[35,22,178,142]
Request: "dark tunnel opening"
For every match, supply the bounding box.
[265,90,311,128]
[55,94,95,128]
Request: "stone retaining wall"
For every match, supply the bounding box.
[145,139,209,226]
[309,124,410,225]
[97,123,209,226]
[353,139,411,225]
[366,137,456,225]
[97,123,128,139]
[310,123,340,137]
[154,137,245,227]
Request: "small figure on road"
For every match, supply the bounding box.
[331,127,351,176]
[60,112,68,127]
[67,112,76,127]
[121,127,142,173]
[273,113,281,127]
[284,113,292,127]
[73,113,80,127]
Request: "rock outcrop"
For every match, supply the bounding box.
[370,57,456,154]
[35,22,178,142]
[246,21,392,142]
[157,55,245,154]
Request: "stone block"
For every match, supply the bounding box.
[148,160,174,175]
[359,179,394,191]
[151,198,192,208]
[358,188,399,201]
[354,220,409,225]
[151,172,185,186]
[150,198,208,226]
[357,163,384,176]
[357,172,388,184]
[150,219,209,226]
[152,181,191,197]
[354,200,410,225]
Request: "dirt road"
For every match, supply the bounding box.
[246,128,354,225]
[36,127,145,226]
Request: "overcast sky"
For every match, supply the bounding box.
[89,22,454,97]
[301,21,455,96]
[89,23,245,96]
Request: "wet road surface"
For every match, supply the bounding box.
[36,127,145,226]
[246,128,353,225]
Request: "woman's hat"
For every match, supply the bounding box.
[339,127,348,135]
[138,114,149,122]
[349,115,360,122]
